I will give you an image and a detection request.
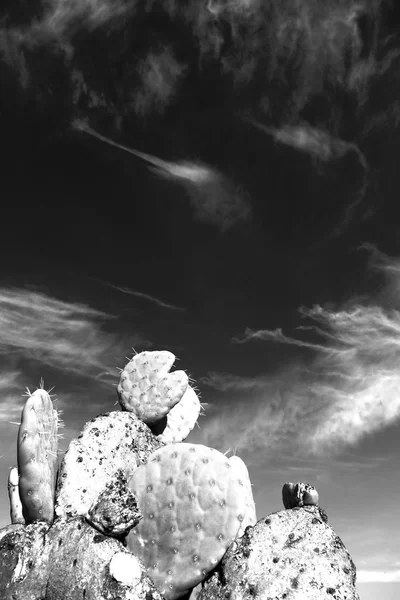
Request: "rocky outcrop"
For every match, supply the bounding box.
[0,354,360,600]
[198,505,359,600]
[0,517,162,600]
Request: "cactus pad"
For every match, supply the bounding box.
[229,455,256,536]
[157,385,201,444]
[17,387,58,524]
[117,351,189,424]
[8,467,25,525]
[126,443,247,600]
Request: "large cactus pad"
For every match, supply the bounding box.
[126,443,247,600]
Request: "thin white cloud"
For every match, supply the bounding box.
[2,0,135,49]
[0,287,143,381]
[72,120,251,230]
[90,277,186,311]
[244,117,368,236]
[245,118,362,163]
[232,326,333,352]
[0,371,25,420]
[358,570,400,583]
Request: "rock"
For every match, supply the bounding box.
[87,469,142,538]
[198,505,360,600]
[55,411,164,518]
[0,521,50,599]
[282,481,319,509]
[0,517,163,600]
[45,517,161,600]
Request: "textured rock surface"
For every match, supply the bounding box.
[87,469,142,537]
[45,517,162,600]
[198,505,360,600]
[0,517,163,600]
[0,521,50,599]
[55,411,163,518]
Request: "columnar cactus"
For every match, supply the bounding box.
[117,350,189,423]
[17,385,59,523]
[8,466,25,524]
[126,443,248,600]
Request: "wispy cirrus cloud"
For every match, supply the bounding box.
[72,120,251,230]
[0,287,143,383]
[202,248,400,456]
[90,277,186,311]
[0,371,25,420]
[232,326,332,351]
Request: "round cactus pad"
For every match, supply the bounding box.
[127,443,247,600]
[117,351,188,424]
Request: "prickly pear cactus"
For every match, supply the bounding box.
[17,385,59,524]
[8,466,25,525]
[157,385,201,444]
[126,443,247,600]
[117,350,189,424]
[229,455,256,536]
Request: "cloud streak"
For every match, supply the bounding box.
[72,119,251,230]
[0,287,141,382]
[90,277,186,311]
[232,326,333,352]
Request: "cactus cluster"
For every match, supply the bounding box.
[2,350,259,600]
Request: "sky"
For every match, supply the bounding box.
[0,0,399,598]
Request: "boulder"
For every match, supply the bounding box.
[55,411,164,518]
[87,469,142,538]
[198,505,360,600]
[0,517,163,600]
[0,521,50,599]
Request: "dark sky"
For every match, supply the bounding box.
[1,0,400,595]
